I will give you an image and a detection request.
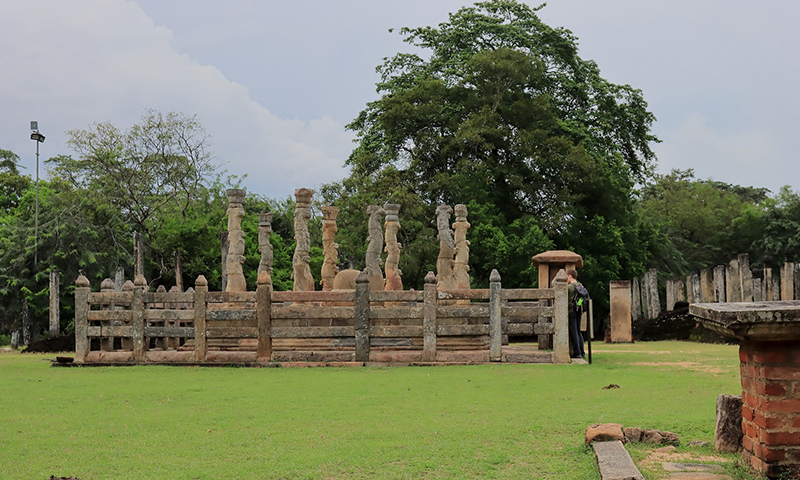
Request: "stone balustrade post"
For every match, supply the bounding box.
[422,271,438,362]
[132,274,147,362]
[354,271,371,362]
[489,269,502,362]
[49,269,60,337]
[782,261,795,301]
[193,275,208,362]
[74,275,90,363]
[552,269,570,364]
[256,271,272,362]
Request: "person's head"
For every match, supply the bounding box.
[567,269,578,283]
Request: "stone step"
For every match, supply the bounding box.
[593,440,644,480]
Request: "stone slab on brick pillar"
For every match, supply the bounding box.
[690,300,800,478]
[609,281,632,343]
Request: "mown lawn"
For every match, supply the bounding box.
[0,341,763,479]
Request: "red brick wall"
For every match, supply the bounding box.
[739,339,800,478]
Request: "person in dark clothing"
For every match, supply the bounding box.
[566,269,585,359]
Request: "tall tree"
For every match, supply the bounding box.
[324,0,658,308]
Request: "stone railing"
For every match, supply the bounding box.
[74,269,569,365]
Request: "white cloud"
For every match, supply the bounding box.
[0,0,353,199]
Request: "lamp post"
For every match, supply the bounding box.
[30,121,45,265]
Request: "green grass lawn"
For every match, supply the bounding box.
[0,341,765,479]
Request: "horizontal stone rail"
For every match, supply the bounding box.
[74,268,569,364]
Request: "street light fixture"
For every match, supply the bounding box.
[30,121,45,265]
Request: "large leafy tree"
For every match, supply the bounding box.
[324,0,658,311]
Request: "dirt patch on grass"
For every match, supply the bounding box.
[638,448,729,479]
[630,361,729,375]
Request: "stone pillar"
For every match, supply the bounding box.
[690,273,702,305]
[435,204,457,291]
[489,269,502,362]
[676,277,686,305]
[422,271,438,362]
[258,212,274,277]
[765,268,774,301]
[631,277,642,321]
[552,269,570,364]
[452,204,471,292]
[320,207,339,292]
[753,278,763,302]
[773,277,781,301]
[727,258,742,302]
[713,265,726,302]
[256,270,272,362]
[354,271,371,362]
[292,188,315,292]
[383,203,403,292]
[114,267,124,292]
[782,262,795,301]
[609,281,632,343]
[225,188,247,292]
[121,280,134,350]
[365,204,385,291]
[686,275,695,304]
[132,274,147,362]
[646,268,660,318]
[795,264,800,302]
[640,273,651,319]
[740,254,754,302]
[74,274,90,363]
[700,267,715,303]
[49,269,60,336]
[21,298,31,345]
[666,279,675,313]
[133,231,143,278]
[192,275,208,362]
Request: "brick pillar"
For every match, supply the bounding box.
[739,339,800,478]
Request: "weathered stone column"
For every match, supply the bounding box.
[552,269,570,364]
[740,254,754,302]
[256,270,272,362]
[74,274,90,363]
[714,265,727,303]
[690,273,702,305]
[293,188,315,292]
[675,277,686,306]
[192,275,208,363]
[700,267,715,303]
[258,212,274,277]
[383,204,403,292]
[220,231,228,292]
[686,275,696,304]
[100,278,115,351]
[452,204,471,293]
[319,207,339,292]
[489,269,502,362]
[727,258,742,302]
[121,280,134,350]
[133,231,143,278]
[49,269,60,336]
[753,277,764,302]
[631,277,642,321]
[225,188,247,292]
[782,261,795,301]
[646,268,660,318]
[666,279,676,312]
[765,268,774,301]
[132,274,146,362]
[435,204,457,291]
[422,271,438,362]
[714,394,743,453]
[114,267,124,292]
[365,204,385,291]
[610,281,632,343]
[354,271,371,362]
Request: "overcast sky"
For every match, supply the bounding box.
[1,0,797,200]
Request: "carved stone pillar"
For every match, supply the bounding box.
[225,188,247,292]
[293,188,315,291]
[320,206,340,291]
[365,204,385,291]
[258,212,274,277]
[435,204,457,291]
[453,204,471,291]
[383,203,403,292]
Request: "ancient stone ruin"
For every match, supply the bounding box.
[292,188,315,292]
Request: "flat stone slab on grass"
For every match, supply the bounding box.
[663,463,724,473]
[664,473,731,480]
[593,440,644,480]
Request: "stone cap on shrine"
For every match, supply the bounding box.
[531,250,583,268]
[690,300,800,341]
